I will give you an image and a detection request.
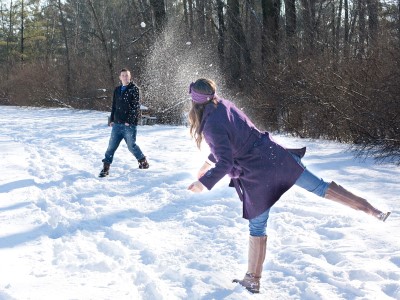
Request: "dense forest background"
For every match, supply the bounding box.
[0,0,399,163]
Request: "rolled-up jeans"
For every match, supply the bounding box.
[103,123,145,164]
[248,154,330,236]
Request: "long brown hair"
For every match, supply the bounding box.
[188,78,218,148]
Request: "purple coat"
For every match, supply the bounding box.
[198,99,305,219]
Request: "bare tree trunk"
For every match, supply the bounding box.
[398,0,400,46]
[9,0,13,47]
[285,0,297,60]
[195,0,205,36]
[366,0,378,50]
[245,0,256,39]
[0,1,9,77]
[183,0,189,29]
[398,0,400,47]
[87,0,115,86]
[357,0,366,59]
[20,0,24,61]
[261,0,281,65]
[216,0,225,64]
[188,0,194,35]
[44,2,56,61]
[227,0,241,79]
[149,0,166,33]
[331,3,336,57]
[7,0,13,77]
[300,0,315,55]
[0,3,6,33]
[349,2,358,52]
[57,0,71,96]
[335,0,343,63]
[344,0,349,59]
[205,0,213,36]
[227,0,252,81]
[0,2,8,57]
[72,0,80,55]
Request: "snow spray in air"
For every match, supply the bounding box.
[141,20,227,125]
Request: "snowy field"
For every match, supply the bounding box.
[0,106,399,300]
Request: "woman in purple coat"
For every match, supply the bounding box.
[187,78,390,293]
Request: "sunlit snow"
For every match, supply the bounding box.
[1,106,399,300]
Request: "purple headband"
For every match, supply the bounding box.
[189,82,215,104]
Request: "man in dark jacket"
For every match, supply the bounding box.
[99,68,149,177]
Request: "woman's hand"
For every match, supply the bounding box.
[197,161,212,179]
[187,181,205,193]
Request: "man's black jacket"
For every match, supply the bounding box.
[110,82,141,125]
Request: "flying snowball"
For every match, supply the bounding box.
[141,22,146,28]
[186,42,192,45]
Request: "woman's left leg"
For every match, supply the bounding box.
[294,167,330,197]
[292,155,390,221]
[324,181,390,221]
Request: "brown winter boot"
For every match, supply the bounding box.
[99,162,110,177]
[138,157,149,169]
[325,181,391,221]
[233,235,267,293]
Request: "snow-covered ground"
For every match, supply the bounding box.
[1,106,399,300]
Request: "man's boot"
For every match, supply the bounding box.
[325,181,391,221]
[233,235,267,293]
[138,157,149,169]
[99,162,110,177]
